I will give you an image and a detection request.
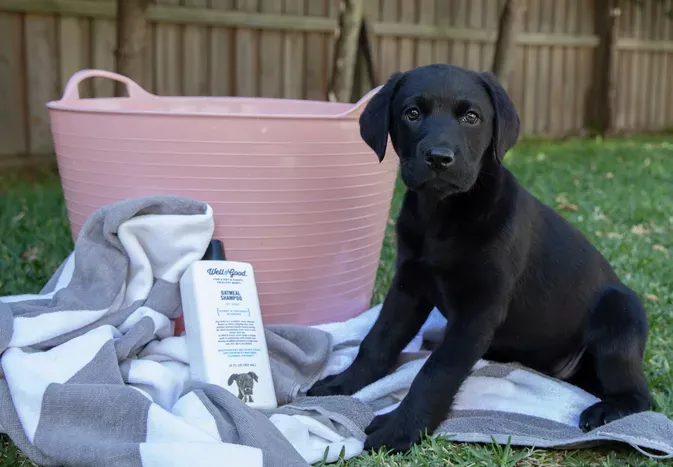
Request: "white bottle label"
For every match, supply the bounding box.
[181,261,277,409]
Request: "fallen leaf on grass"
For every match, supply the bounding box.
[387,218,395,226]
[592,207,607,221]
[631,224,650,235]
[653,244,668,253]
[595,231,603,237]
[559,203,579,212]
[644,293,659,303]
[555,195,579,212]
[605,172,614,179]
[22,243,44,262]
[607,232,623,239]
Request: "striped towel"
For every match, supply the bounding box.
[1,196,671,467]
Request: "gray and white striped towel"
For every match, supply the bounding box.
[1,195,671,467]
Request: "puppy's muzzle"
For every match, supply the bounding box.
[424,148,455,172]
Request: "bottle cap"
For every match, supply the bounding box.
[202,239,226,261]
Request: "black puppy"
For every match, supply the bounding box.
[228,372,258,403]
[307,64,652,452]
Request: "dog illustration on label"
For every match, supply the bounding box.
[228,371,258,402]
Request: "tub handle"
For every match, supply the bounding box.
[339,84,384,118]
[60,69,155,102]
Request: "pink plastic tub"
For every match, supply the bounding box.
[46,69,398,326]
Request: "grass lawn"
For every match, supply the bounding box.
[1,136,672,466]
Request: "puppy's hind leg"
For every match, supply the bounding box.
[579,284,653,431]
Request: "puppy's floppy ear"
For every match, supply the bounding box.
[479,71,520,164]
[248,371,258,382]
[359,71,404,162]
[228,374,238,386]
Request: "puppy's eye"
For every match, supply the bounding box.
[461,111,480,125]
[405,107,421,121]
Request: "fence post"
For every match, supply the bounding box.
[589,0,620,135]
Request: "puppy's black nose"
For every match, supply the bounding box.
[424,148,455,172]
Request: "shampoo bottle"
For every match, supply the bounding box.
[179,239,278,409]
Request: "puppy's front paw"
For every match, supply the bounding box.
[307,372,362,397]
[579,401,627,432]
[363,407,426,453]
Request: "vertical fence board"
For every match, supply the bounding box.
[282,0,305,99]
[637,2,651,129]
[434,0,451,64]
[509,35,526,120]
[649,51,661,129]
[625,50,636,130]
[480,0,499,72]
[325,0,339,82]
[183,0,209,96]
[668,0,673,126]
[416,0,434,67]
[579,0,594,34]
[535,0,551,134]
[655,0,666,40]
[522,0,540,135]
[506,0,524,113]
[562,0,578,134]
[614,49,626,130]
[667,52,673,127]
[25,14,59,155]
[379,0,399,78]
[650,0,662,128]
[209,0,234,96]
[142,21,155,93]
[578,46,593,133]
[60,18,91,97]
[258,0,283,97]
[235,0,259,96]
[465,0,481,70]
[616,1,631,130]
[572,0,588,132]
[627,3,641,129]
[305,0,327,100]
[155,0,181,95]
[522,44,537,136]
[549,0,566,135]
[92,18,117,97]
[562,44,577,133]
[398,0,415,71]
[0,12,27,157]
[451,0,468,67]
[660,2,672,127]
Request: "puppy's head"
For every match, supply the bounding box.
[359,64,520,197]
[228,372,258,395]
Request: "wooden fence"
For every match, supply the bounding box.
[1,0,673,168]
